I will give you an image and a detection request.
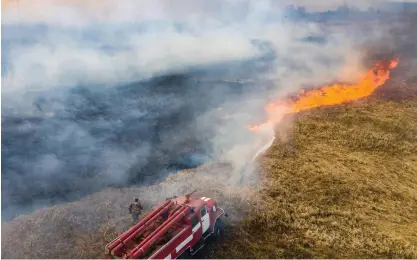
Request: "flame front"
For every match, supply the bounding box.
[248,58,399,132]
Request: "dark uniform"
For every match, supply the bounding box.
[129,198,143,224]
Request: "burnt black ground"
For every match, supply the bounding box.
[1,63,273,221]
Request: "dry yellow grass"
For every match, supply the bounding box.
[209,97,417,258]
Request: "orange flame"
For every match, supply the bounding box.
[248,58,399,132]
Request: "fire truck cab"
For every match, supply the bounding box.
[105,191,227,259]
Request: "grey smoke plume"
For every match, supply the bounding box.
[2,0,397,220]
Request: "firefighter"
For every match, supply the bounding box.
[129,198,143,224]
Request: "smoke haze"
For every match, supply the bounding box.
[2,0,405,220]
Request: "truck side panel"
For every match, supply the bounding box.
[150,225,192,259]
[155,211,206,259]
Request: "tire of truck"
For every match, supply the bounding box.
[213,218,225,237]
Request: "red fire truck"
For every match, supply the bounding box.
[105,191,228,259]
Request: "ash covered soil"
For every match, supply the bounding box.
[1,70,270,221]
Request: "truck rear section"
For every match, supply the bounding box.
[105,192,227,259]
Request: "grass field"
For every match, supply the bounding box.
[208,94,417,258]
[2,82,417,259]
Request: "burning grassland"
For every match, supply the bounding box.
[248,58,400,132]
[3,79,417,259]
[208,96,417,258]
[2,1,417,259]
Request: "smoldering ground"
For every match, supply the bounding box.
[1,0,406,223]
[1,1,268,220]
[2,61,279,220]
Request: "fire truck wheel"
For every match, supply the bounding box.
[214,218,225,237]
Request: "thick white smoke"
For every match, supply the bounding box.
[2,0,383,219]
[2,0,368,93]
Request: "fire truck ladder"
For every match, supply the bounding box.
[105,200,191,259]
